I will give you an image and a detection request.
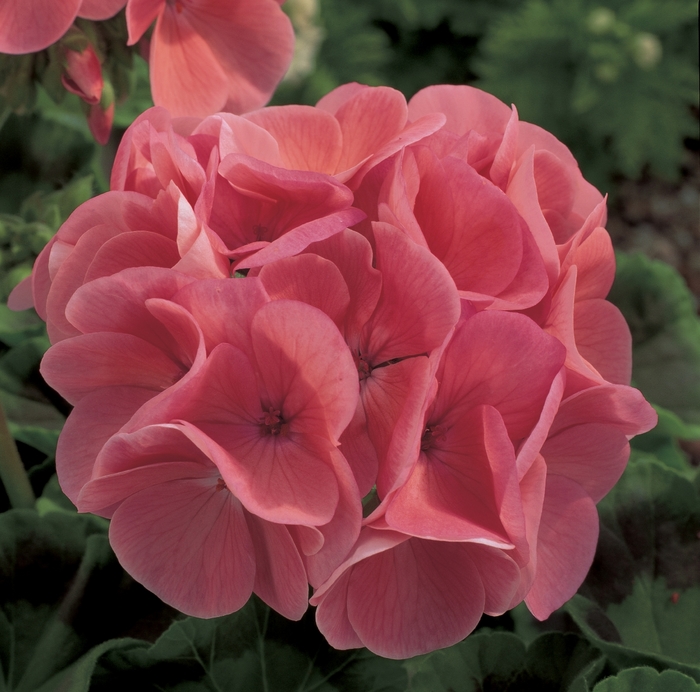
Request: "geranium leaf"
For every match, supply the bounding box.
[92,599,407,692]
[608,253,700,425]
[0,510,174,692]
[404,631,608,691]
[592,666,700,692]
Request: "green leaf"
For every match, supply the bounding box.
[565,597,700,682]
[583,456,700,608]
[0,306,45,348]
[608,253,700,425]
[94,599,407,692]
[605,576,700,665]
[0,510,174,692]
[592,667,700,691]
[404,631,608,692]
[405,631,526,691]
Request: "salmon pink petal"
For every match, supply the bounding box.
[56,386,156,504]
[303,449,362,587]
[78,0,127,20]
[235,209,365,270]
[244,106,343,174]
[525,475,598,620]
[171,277,270,354]
[140,344,341,526]
[65,267,196,351]
[83,231,181,282]
[41,332,185,404]
[78,424,215,512]
[412,150,524,297]
[338,403,378,497]
[251,300,359,441]
[386,405,522,547]
[362,223,460,365]
[312,572,363,649]
[362,357,434,498]
[245,517,308,620]
[551,384,658,438]
[408,85,512,137]
[483,220,549,311]
[259,254,350,329]
[434,312,566,440]
[149,8,230,117]
[345,537,486,658]
[7,276,33,311]
[316,83,369,114]
[46,224,122,341]
[468,545,521,616]
[0,0,80,54]
[182,0,294,115]
[304,230,382,341]
[332,87,407,174]
[110,477,256,618]
[506,147,560,284]
[508,453,547,607]
[574,299,632,385]
[542,423,629,502]
[126,0,163,43]
[570,227,615,301]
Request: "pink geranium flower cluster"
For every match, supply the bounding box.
[11,83,657,659]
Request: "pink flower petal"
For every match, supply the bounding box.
[171,277,270,354]
[386,405,522,548]
[126,0,163,43]
[244,106,343,174]
[78,0,127,20]
[56,386,156,505]
[362,223,460,365]
[182,0,294,115]
[543,423,629,502]
[259,254,351,329]
[41,332,185,404]
[408,85,512,138]
[574,299,632,385]
[251,300,359,442]
[149,7,230,117]
[412,150,525,297]
[245,516,309,620]
[110,477,256,618]
[345,537,486,658]
[361,357,434,498]
[434,311,566,440]
[0,0,81,54]
[525,475,598,620]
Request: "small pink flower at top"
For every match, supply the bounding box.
[0,0,126,54]
[125,0,295,117]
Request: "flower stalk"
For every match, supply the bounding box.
[0,398,36,509]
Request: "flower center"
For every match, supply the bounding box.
[253,224,269,242]
[420,424,447,451]
[215,477,228,492]
[354,352,372,380]
[261,407,289,436]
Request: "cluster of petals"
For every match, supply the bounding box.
[12,82,657,659]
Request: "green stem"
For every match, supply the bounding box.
[0,106,11,134]
[0,398,35,509]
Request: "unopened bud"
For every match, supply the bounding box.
[632,32,662,69]
[587,8,616,34]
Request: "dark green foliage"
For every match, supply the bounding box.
[608,253,700,426]
[476,0,699,187]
